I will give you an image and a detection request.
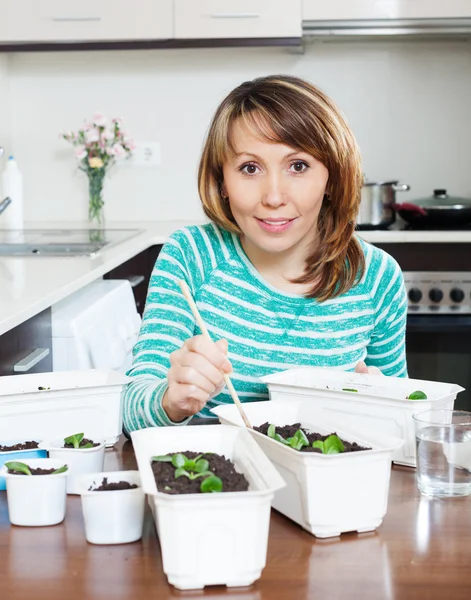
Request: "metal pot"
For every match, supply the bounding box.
[357,181,410,230]
[394,189,471,228]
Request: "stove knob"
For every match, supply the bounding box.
[429,288,443,303]
[450,288,465,303]
[408,288,422,303]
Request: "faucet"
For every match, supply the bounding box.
[0,147,12,215]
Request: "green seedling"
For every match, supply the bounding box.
[5,461,68,475]
[342,388,358,392]
[407,390,428,400]
[38,386,50,391]
[152,453,224,493]
[267,424,310,451]
[64,433,94,449]
[312,434,345,455]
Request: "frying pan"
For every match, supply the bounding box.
[394,189,471,228]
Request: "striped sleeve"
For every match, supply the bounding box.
[122,229,199,431]
[365,250,408,377]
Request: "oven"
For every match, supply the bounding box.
[374,243,471,411]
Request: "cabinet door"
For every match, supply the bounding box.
[175,0,302,39]
[3,0,173,43]
[0,308,53,377]
[303,0,390,20]
[386,1,471,19]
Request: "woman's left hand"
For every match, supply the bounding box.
[354,361,384,376]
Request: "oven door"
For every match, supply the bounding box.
[406,314,471,411]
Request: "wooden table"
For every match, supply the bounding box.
[1,437,471,600]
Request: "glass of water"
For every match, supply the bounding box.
[413,410,471,498]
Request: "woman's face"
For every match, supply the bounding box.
[222,118,329,260]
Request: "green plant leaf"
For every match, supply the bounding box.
[64,433,84,449]
[324,435,345,455]
[81,443,94,449]
[172,453,187,469]
[52,465,68,474]
[407,390,428,400]
[5,461,32,475]
[175,467,190,479]
[312,440,325,452]
[342,388,358,392]
[288,429,310,451]
[151,455,173,462]
[267,424,277,439]
[200,474,223,493]
[194,459,209,473]
[274,433,290,445]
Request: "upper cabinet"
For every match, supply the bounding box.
[1,0,173,43]
[302,0,471,21]
[175,0,302,39]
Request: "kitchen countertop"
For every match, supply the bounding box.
[1,436,471,600]
[1,220,471,337]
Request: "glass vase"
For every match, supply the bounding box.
[88,168,106,241]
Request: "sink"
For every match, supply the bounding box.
[0,229,142,257]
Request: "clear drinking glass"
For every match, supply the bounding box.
[413,410,471,498]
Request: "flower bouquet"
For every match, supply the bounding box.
[62,113,135,228]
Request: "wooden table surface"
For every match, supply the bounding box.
[1,437,471,600]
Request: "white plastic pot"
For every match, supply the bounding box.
[0,440,47,491]
[39,438,105,495]
[212,400,403,538]
[77,470,145,545]
[1,458,68,526]
[260,367,463,467]
[0,369,128,447]
[131,424,285,590]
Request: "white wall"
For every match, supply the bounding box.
[4,40,471,223]
[0,54,10,181]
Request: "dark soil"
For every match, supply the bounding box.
[0,441,39,452]
[255,422,371,453]
[8,467,59,475]
[152,451,249,495]
[64,438,100,449]
[90,477,138,491]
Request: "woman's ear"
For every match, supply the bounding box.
[220,182,228,200]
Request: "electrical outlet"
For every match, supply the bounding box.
[132,142,161,167]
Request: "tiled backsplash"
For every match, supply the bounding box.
[1,41,471,223]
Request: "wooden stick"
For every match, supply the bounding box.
[178,279,253,429]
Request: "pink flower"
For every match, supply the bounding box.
[74,145,87,160]
[92,112,107,127]
[106,147,116,156]
[85,128,100,144]
[101,129,114,141]
[112,116,124,125]
[112,143,126,159]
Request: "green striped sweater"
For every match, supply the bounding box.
[123,223,407,431]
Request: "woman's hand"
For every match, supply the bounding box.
[162,336,232,422]
[354,361,383,376]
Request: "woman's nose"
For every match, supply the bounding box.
[261,174,286,207]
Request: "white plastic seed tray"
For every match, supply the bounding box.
[212,401,403,538]
[131,424,285,590]
[260,367,464,467]
[0,370,128,446]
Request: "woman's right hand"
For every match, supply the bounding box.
[162,336,232,422]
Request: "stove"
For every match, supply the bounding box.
[404,272,471,314]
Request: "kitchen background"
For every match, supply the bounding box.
[1,39,471,223]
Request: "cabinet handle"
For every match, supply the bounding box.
[52,16,102,22]
[210,13,261,19]
[13,348,50,373]
[128,275,145,288]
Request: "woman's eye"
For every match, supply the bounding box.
[290,160,309,173]
[240,163,260,175]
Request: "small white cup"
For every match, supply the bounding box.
[39,438,105,495]
[77,470,145,545]
[1,458,68,526]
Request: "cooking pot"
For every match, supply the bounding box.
[394,189,471,228]
[357,181,410,230]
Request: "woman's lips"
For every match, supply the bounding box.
[255,217,297,233]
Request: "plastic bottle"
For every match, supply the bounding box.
[0,155,24,230]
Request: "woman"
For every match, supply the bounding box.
[123,75,407,431]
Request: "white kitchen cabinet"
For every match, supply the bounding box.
[175,0,302,39]
[303,0,471,21]
[2,0,173,43]
[303,1,390,21]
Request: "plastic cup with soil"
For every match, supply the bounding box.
[77,470,145,545]
[0,440,48,491]
[131,424,285,590]
[0,458,68,526]
[39,432,105,495]
[212,400,403,538]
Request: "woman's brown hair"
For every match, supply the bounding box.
[198,75,365,301]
